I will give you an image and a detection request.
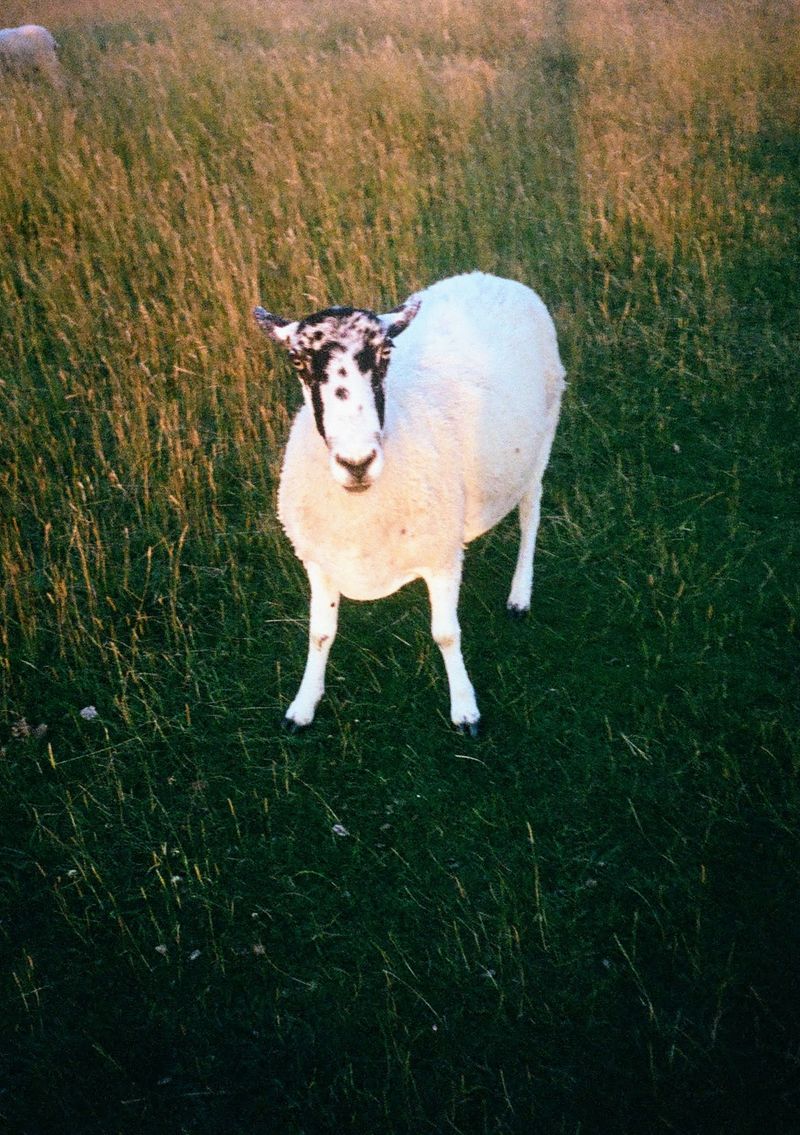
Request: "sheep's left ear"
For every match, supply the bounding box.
[253,306,300,348]
[378,295,421,339]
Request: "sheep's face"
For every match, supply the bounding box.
[254,297,420,493]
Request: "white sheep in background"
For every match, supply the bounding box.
[254,271,565,736]
[0,25,60,83]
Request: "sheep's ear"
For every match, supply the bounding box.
[253,306,299,347]
[378,295,421,339]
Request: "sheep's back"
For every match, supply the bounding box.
[0,25,57,56]
[390,272,565,541]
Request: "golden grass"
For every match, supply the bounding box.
[573,0,800,256]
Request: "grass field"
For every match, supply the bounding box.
[1,1,799,1131]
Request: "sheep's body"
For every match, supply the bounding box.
[260,271,565,733]
[280,273,564,601]
[0,25,60,80]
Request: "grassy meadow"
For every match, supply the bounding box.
[1,0,799,1131]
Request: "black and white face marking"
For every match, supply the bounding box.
[254,297,420,493]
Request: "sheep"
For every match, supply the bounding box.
[0,25,60,83]
[253,271,565,736]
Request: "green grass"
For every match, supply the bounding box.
[1,1,799,1131]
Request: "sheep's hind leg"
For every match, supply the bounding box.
[508,418,559,616]
[284,563,339,732]
[424,567,480,737]
[506,481,543,618]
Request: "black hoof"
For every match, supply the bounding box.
[282,716,308,735]
[454,719,480,739]
[506,603,529,620]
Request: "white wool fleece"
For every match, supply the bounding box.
[279,392,466,601]
[0,25,57,58]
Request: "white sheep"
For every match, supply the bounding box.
[254,271,565,735]
[0,25,60,83]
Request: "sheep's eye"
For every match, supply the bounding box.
[289,351,304,370]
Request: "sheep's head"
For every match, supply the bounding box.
[254,295,420,493]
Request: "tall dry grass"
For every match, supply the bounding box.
[1,0,581,698]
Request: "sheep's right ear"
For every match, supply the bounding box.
[253,306,299,348]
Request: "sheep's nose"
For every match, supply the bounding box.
[335,451,377,482]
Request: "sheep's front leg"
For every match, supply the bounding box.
[424,567,480,737]
[285,562,339,732]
